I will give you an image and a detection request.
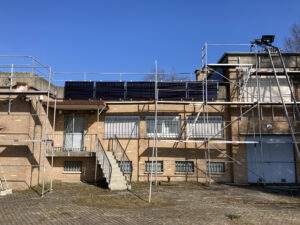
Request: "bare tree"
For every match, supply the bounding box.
[285,23,300,52]
[144,67,191,81]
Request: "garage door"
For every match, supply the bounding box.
[246,135,295,183]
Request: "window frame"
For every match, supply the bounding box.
[118,161,132,174]
[175,161,195,173]
[187,115,223,139]
[207,161,225,174]
[104,116,140,139]
[63,161,82,173]
[144,161,164,173]
[146,116,180,139]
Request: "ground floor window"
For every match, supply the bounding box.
[118,161,132,174]
[207,162,225,173]
[175,161,194,173]
[64,161,82,172]
[145,161,164,173]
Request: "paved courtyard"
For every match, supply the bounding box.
[0,182,299,225]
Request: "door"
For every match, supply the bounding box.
[64,115,85,151]
[246,135,295,183]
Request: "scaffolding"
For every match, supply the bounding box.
[147,38,300,202]
[0,37,299,202]
[0,55,54,196]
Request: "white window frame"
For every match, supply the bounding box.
[187,116,223,138]
[146,116,180,139]
[105,116,139,139]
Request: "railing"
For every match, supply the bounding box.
[95,138,112,184]
[110,136,132,183]
[47,133,98,154]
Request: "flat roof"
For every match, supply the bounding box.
[218,52,300,63]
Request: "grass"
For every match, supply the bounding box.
[225,213,241,220]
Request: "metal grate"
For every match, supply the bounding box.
[207,162,225,173]
[118,161,132,174]
[64,161,82,172]
[175,161,194,173]
[145,161,163,173]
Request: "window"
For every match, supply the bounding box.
[187,116,223,138]
[118,161,132,174]
[64,161,82,172]
[175,161,194,173]
[105,116,139,138]
[243,77,291,102]
[207,162,225,173]
[146,116,180,138]
[145,161,163,173]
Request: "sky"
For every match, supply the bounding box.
[0,0,299,81]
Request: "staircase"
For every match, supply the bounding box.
[105,151,128,190]
[95,139,129,191]
[0,176,12,196]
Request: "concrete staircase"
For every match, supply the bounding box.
[105,151,128,191]
[0,176,12,196]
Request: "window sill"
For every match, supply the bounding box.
[144,172,164,174]
[175,172,195,175]
[63,171,82,174]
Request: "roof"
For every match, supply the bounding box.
[218,52,300,63]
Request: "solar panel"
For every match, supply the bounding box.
[95,82,125,100]
[64,81,219,101]
[158,82,186,100]
[64,81,94,100]
[126,82,155,100]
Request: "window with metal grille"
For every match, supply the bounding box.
[175,161,194,173]
[145,161,164,173]
[118,161,132,174]
[64,161,82,172]
[146,116,180,138]
[105,116,139,138]
[207,162,225,173]
[187,116,223,138]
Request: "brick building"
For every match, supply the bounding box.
[0,50,300,192]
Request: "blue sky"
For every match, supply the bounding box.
[0,0,299,81]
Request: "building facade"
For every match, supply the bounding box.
[0,52,300,191]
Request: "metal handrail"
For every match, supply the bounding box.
[110,136,132,183]
[95,138,112,184]
[47,133,98,153]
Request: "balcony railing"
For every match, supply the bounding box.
[46,133,98,156]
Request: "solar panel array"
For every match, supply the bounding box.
[64,81,218,101]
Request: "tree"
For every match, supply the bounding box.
[285,23,300,52]
[144,67,191,81]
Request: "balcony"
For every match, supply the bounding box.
[46,134,98,157]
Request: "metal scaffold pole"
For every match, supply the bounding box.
[148,60,158,203]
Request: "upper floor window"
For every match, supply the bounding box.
[187,116,223,138]
[242,77,291,102]
[146,116,180,138]
[105,116,139,138]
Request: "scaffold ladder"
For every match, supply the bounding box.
[265,46,300,159]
